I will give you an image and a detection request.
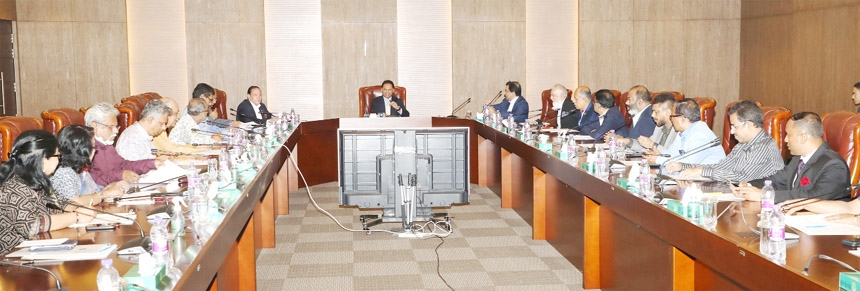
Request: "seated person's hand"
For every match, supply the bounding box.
[638,136,655,149]
[486,106,497,114]
[780,198,820,215]
[208,110,219,119]
[231,120,242,127]
[75,207,96,223]
[664,162,682,173]
[122,170,140,183]
[825,213,858,226]
[211,134,223,142]
[103,181,130,198]
[645,154,658,165]
[603,132,617,143]
[617,137,631,147]
[731,183,762,201]
[389,101,401,110]
[155,155,169,167]
[679,167,703,179]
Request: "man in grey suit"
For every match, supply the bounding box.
[733,112,851,203]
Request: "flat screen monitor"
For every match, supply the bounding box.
[338,127,469,221]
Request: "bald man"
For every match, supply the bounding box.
[572,86,598,129]
[153,97,202,153]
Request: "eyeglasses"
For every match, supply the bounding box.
[47,153,61,159]
[669,114,682,118]
[730,121,746,130]
[94,121,119,130]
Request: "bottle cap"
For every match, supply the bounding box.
[101,258,113,267]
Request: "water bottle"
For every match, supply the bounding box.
[639,158,653,198]
[758,209,772,256]
[150,217,170,266]
[96,258,121,291]
[596,147,608,178]
[170,202,185,237]
[761,180,775,210]
[608,130,617,160]
[507,115,515,134]
[218,148,232,183]
[768,206,786,262]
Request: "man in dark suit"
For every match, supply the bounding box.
[580,89,628,141]
[607,85,656,142]
[489,81,529,124]
[370,80,410,117]
[236,86,272,124]
[733,112,850,203]
[550,84,579,130]
[572,86,598,129]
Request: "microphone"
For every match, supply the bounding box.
[485,90,503,106]
[658,137,722,173]
[151,148,214,157]
[45,200,150,255]
[0,261,67,291]
[191,128,231,136]
[447,98,471,118]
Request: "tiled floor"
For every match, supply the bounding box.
[256,182,587,290]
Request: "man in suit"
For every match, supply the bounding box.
[572,86,598,129]
[370,80,410,117]
[733,112,850,203]
[488,81,529,124]
[236,86,272,124]
[580,89,628,141]
[607,85,656,142]
[549,84,579,130]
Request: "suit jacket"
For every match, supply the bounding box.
[751,143,851,203]
[236,99,272,124]
[556,98,580,130]
[370,96,410,117]
[492,96,529,123]
[580,107,628,142]
[624,105,657,139]
[578,102,599,130]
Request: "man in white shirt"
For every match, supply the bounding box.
[170,98,223,145]
[647,98,725,165]
[116,99,171,161]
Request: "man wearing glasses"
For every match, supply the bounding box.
[85,102,163,186]
[646,98,724,165]
[666,100,783,183]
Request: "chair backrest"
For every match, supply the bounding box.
[721,100,763,154]
[693,97,717,129]
[761,106,791,160]
[0,117,43,162]
[121,94,150,110]
[116,102,142,136]
[358,85,407,117]
[822,111,860,198]
[41,108,85,135]
[651,91,685,101]
[212,89,227,119]
[79,107,90,115]
[539,88,573,128]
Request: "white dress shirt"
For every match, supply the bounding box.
[115,123,155,161]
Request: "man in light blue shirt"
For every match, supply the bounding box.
[648,98,725,166]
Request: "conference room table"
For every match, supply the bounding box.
[0,117,852,290]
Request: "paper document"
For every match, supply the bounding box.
[570,135,595,141]
[786,214,860,235]
[139,160,186,184]
[664,174,713,182]
[701,192,745,202]
[7,244,116,261]
[15,238,68,248]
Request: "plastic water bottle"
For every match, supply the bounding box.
[218,148,232,183]
[170,201,185,237]
[639,158,653,198]
[761,180,775,210]
[768,206,786,262]
[608,130,617,160]
[758,209,772,256]
[596,147,608,178]
[150,217,170,266]
[96,258,121,291]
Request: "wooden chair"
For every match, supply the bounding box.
[212,89,228,120]
[822,111,860,198]
[721,100,763,154]
[0,117,43,162]
[41,108,85,135]
[116,102,142,136]
[358,85,407,117]
[761,106,792,160]
[693,97,717,129]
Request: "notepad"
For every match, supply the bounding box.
[7,244,116,261]
[786,214,860,236]
[15,238,68,248]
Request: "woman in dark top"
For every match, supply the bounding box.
[0,130,97,253]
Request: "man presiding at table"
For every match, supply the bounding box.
[732,112,850,203]
[370,80,409,117]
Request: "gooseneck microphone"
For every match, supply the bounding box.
[485,90,503,106]
[191,128,232,136]
[448,98,471,118]
[658,137,722,175]
[45,199,150,255]
[0,261,66,291]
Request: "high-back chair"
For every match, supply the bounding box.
[116,102,142,135]
[212,89,228,119]
[721,100,763,154]
[651,91,685,101]
[0,117,43,162]
[539,88,573,128]
[358,85,407,117]
[41,108,85,135]
[693,97,717,129]
[761,106,792,160]
[822,111,860,198]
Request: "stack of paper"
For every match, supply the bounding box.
[68,212,136,228]
[786,214,860,235]
[6,244,116,261]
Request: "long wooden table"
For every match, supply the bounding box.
[0,117,852,290]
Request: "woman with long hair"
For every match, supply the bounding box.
[0,130,97,253]
[50,125,128,199]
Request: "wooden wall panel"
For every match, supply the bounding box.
[321,0,396,23]
[70,0,125,22]
[397,1,452,116]
[185,0,266,112]
[16,22,77,115]
[740,0,860,118]
[580,0,740,136]
[0,0,16,20]
[525,0,578,110]
[15,0,72,21]
[452,0,526,119]
[127,0,189,104]
[321,1,397,119]
[73,22,129,107]
[265,0,323,119]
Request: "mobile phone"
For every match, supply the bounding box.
[85,223,118,232]
[843,237,860,247]
[29,240,77,252]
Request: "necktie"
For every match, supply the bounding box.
[658,127,670,146]
[385,98,391,116]
[599,115,605,126]
[794,159,806,188]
